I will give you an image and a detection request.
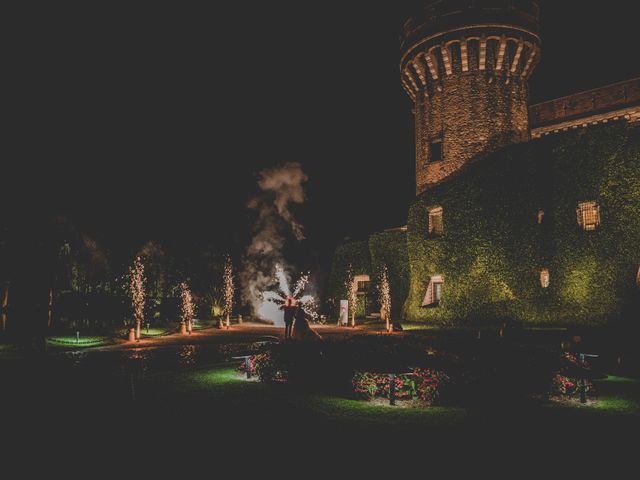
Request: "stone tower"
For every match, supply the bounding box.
[401,1,541,195]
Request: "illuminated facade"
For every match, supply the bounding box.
[401,0,541,195]
[330,1,639,326]
[402,1,640,195]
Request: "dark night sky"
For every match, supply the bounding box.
[5,1,640,269]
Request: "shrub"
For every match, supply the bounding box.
[352,368,449,405]
[411,368,450,404]
[551,352,596,399]
[352,371,378,399]
[253,351,288,384]
[237,356,257,376]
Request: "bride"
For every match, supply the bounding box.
[291,305,322,341]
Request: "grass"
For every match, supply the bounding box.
[0,344,22,358]
[191,321,212,331]
[399,323,447,332]
[141,365,640,435]
[140,328,172,337]
[46,336,110,347]
[302,395,471,427]
[591,375,640,414]
[151,365,472,429]
[3,358,639,454]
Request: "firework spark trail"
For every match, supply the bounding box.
[262,291,285,303]
[292,273,309,298]
[297,294,318,320]
[258,268,318,324]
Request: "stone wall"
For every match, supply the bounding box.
[415,71,530,194]
[402,27,540,195]
[530,77,640,139]
[530,78,640,128]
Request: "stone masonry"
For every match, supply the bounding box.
[401,1,541,195]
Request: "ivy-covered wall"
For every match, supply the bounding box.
[327,233,410,319]
[327,240,371,317]
[369,231,409,319]
[405,123,640,327]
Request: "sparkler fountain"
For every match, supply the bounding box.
[379,265,391,332]
[223,256,235,329]
[345,264,358,328]
[180,281,195,335]
[129,257,145,341]
[257,265,318,326]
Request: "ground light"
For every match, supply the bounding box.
[234,355,253,379]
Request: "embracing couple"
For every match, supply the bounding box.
[280,296,321,341]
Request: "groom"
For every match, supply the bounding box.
[281,296,297,340]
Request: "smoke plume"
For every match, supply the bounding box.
[241,162,308,322]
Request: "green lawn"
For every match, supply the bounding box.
[590,376,640,414]
[158,366,469,428]
[140,328,172,337]
[140,365,640,434]
[46,336,110,347]
[0,344,22,358]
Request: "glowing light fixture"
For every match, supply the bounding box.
[540,268,550,288]
[576,201,600,231]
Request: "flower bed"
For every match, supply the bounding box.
[352,368,449,405]
[551,352,596,400]
[237,356,257,376]
[238,352,287,384]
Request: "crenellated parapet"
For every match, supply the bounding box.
[401,1,541,195]
[401,31,540,102]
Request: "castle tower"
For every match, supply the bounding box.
[401,1,541,195]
